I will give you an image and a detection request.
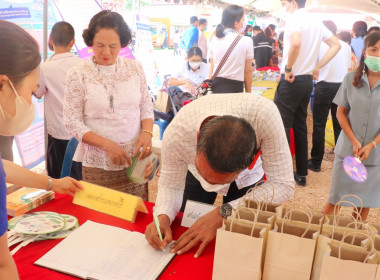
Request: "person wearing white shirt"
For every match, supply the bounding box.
[145,93,294,258]
[168,47,209,95]
[209,5,253,93]
[35,21,83,180]
[274,0,340,186]
[197,18,208,63]
[308,20,351,173]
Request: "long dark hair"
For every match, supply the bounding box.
[215,5,244,38]
[353,32,380,88]
[0,20,41,89]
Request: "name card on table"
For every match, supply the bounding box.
[181,200,215,228]
[73,181,148,223]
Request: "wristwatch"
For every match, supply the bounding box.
[285,65,293,73]
[219,203,233,219]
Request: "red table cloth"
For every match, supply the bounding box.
[10,194,215,280]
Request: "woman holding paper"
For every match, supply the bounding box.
[324,32,380,220]
[0,20,83,279]
[64,11,154,199]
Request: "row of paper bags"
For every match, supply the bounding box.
[213,193,380,280]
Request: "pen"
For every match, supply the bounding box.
[154,215,163,242]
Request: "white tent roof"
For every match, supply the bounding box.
[217,0,380,15]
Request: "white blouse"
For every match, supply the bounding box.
[64,56,154,171]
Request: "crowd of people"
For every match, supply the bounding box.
[0,0,380,278]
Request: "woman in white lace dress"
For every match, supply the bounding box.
[64,11,154,199]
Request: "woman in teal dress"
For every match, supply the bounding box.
[324,32,380,220]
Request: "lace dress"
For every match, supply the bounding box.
[64,56,153,198]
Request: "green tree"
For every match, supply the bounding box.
[125,0,151,11]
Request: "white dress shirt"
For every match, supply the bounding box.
[172,61,209,93]
[318,40,351,83]
[281,8,332,75]
[35,53,82,140]
[64,56,154,171]
[154,93,295,223]
[209,30,254,81]
[198,29,208,60]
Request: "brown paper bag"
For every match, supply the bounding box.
[277,206,325,233]
[213,217,267,280]
[319,232,378,280]
[312,225,372,280]
[154,90,171,113]
[243,183,280,214]
[262,211,319,280]
[234,206,276,229]
[362,235,380,264]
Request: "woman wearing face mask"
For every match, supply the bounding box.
[324,32,380,221]
[64,11,153,199]
[209,5,253,93]
[244,24,253,38]
[0,20,82,279]
[168,46,209,96]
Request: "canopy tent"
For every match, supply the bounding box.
[208,0,380,16]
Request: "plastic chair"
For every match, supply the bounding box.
[154,119,169,140]
[60,137,79,178]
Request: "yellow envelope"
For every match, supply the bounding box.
[73,181,148,222]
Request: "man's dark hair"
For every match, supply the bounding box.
[253,25,261,32]
[196,116,257,173]
[323,20,337,35]
[83,10,131,47]
[294,0,306,8]
[49,21,75,51]
[199,18,207,26]
[190,16,198,24]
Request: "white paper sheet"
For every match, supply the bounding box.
[35,220,175,280]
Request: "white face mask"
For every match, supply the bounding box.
[189,61,202,69]
[188,164,231,193]
[0,80,35,136]
[239,20,247,34]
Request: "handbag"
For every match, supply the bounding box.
[196,35,242,98]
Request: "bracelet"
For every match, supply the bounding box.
[142,129,153,137]
[372,141,377,149]
[47,176,53,191]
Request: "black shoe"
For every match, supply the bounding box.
[294,172,306,186]
[307,159,321,172]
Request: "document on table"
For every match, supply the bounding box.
[35,220,175,280]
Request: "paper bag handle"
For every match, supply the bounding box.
[338,231,374,263]
[331,200,363,238]
[232,202,260,237]
[281,208,312,238]
[342,221,375,244]
[244,181,275,211]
